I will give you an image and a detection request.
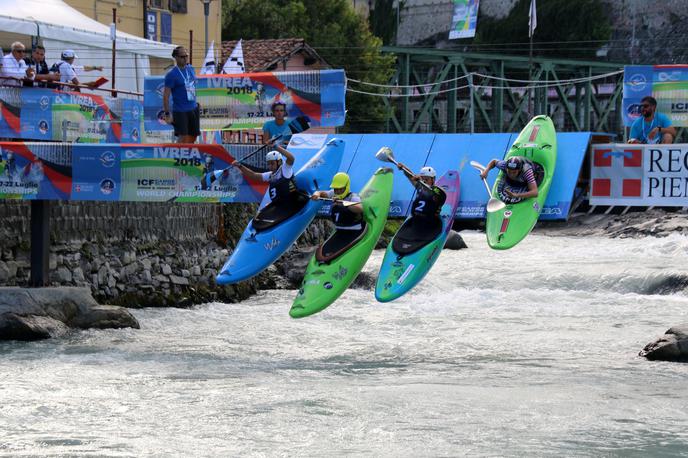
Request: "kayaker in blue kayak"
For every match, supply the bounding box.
[311,172,365,260]
[396,164,446,221]
[393,163,447,246]
[235,144,308,231]
[480,156,543,204]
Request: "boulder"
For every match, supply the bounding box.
[444,230,467,250]
[0,287,139,341]
[639,324,688,362]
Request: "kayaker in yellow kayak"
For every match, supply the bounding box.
[311,172,364,260]
[480,156,543,204]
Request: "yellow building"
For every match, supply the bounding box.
[64,0,221,62]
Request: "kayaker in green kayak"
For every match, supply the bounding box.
[235,144,308,231]
[396,163,446,221]
[480,156,543,204]
[311,172,365,260]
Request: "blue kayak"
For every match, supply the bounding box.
[216,138,344,285]
[375,170,461,302]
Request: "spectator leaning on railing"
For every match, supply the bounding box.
[23,45,60,88]
[51,49,100,92]
[0,42,35,87]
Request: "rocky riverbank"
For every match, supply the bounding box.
[535,209,688,239]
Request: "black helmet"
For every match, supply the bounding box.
[506,157,522,171]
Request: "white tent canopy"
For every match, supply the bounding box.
[0,0,176,92]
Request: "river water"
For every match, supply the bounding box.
[2,232,688,457]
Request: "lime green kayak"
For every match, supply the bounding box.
[486,115,557,249]
[290,167,394,318]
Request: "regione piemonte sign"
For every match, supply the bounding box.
[591,144,688,206]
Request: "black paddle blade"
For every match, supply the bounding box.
[289,116,311,134]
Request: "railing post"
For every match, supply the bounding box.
[29,200,51,287]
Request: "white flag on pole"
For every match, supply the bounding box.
[201,40,216,75]
[528,0,537,38]
[222,39,245,74]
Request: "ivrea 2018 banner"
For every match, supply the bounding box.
[143,69,346,133]
[0,88,143,143]
[623,65,688,127]
[0,142,267,203]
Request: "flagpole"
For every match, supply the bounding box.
[527,0,536,118]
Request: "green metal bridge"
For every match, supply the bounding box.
[375,47,687,141]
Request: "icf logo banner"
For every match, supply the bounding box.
[623,65,688,127]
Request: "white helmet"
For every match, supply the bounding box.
[419,166,436,178]
[265,150,282,162]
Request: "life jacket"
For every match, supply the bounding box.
[267,164,298,203]
[411,185,445,218]
[331,192,363,230]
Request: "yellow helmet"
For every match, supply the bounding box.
[330,172,350,199]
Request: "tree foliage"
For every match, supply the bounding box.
[222,0,396,132]
[474,0,612,60]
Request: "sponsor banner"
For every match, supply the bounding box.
[623,65,688,127]
[590,144,688,206]
[0,142,72,200]
[0,87,143,143]
[449,0,479,40]
[143,69,346,134]
[0,142,268,203]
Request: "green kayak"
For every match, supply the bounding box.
[486,115,557,249]
[290,167,394,318]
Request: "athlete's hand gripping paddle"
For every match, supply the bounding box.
[375,146,432,191]
[314,196,360,207]
[470,161,506,213]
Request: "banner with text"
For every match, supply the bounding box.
[449,0,479,40]
[623,65,688,127]
[590,144,688,206]
[0,88,143,143]
[143,69,346,134]
[0,142,268,203]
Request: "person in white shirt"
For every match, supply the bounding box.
[0,42,34,87]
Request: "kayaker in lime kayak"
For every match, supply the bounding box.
[480,156,543,204]
[311,172,365,260]
[235,144,308,231]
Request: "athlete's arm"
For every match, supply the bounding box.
[274,144,295,166]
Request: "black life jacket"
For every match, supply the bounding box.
[411,184,446,218]
[331,192,363,230]
[267,164,297,203]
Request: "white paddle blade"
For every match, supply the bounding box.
[486,198,506,213]
[470,160,486,172]
[375,146,394,163]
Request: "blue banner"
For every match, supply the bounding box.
[623,65,688,127]
[0,87,143,143]
[143,69,347,135]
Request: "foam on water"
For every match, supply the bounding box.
[1,232,688,456]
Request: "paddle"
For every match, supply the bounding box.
[470,161,506,213]
[315,196,360,207]
[288,115,311,134]
[375,147,432,191]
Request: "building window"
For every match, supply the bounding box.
[169,0,187,14]
[149,0,166,9]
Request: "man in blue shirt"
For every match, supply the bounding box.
[162,46,200,143]
[262,101,291,146]
[629,96,676,144]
